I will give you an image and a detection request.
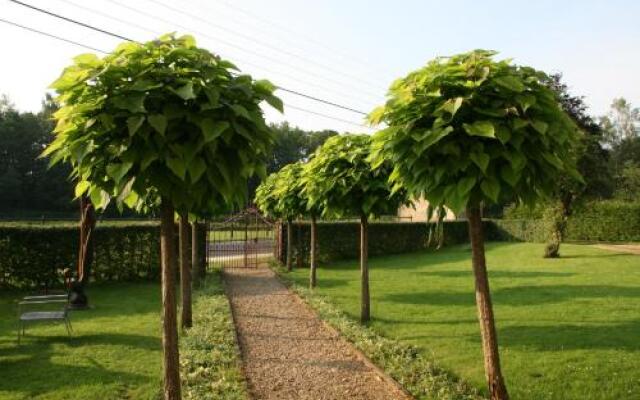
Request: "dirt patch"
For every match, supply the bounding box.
[594,244,640,255]
[224,268,412,400]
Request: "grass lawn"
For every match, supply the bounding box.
[287,242,640,400]
[0,283,162,400]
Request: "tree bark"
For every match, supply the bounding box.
[286,218,293,272]
[160,198,181,400]
[310,214,317,289]
[360,215,370,323]
[191,221,201,287]
[179,213,192,329]
[467,206,509,400]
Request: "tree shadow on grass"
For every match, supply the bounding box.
[498,320,640,352]
[417,270,576,279]
[381,285,640,307]
[0,332,159,397]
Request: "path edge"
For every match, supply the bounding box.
[270,266,416,400]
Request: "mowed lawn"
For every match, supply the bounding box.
[288,242,640,400]
[0,283,162,400]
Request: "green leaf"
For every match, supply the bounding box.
[500,164,519,187]
[457,176,477,196]
[494,75,525,92]
[166,158,186,180]
[171,82,196,100]
[531,120,549,134]
[470,152,490,173]
[148,114,167,135]
[442,97,464,117]
[127,116,145,135]
[264,94,284,113]
[188,156,207,183]
[73,53,101,68]
[74,180,90,198]
[199,119,229,143]
[113,94,146,113]
[480,178,500,202]
[463,121,495,138]
[495,125,511,144]
[230,104,252,120]
[106,162,133,184]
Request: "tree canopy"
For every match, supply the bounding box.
[369,49,581,213]
[44,33,282,215]
[303,134,406,218]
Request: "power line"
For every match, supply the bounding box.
[7,0,372,115]
[104,0,381,100]
[0,17,108,53]
[8,0,132,42]
[52,0,375,108]
[285,104,369,129]
[144,0,387,92]
[0,17,370,129]
[212,0,394,78]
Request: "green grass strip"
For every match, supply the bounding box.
[180,269,249,400]
[272,263,485,400]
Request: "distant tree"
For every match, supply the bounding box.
[305,134,406,322]
[601,97,640,146]
[370,50,581,399]
[541,74,611,257]
[44,34,280,399]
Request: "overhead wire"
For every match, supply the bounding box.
[0,16,371,129]
[6,0,373,117]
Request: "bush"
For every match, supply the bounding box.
[180,270,249,400]
[280,221,470,265]
[490,200,640,243]
[0,221,207,289]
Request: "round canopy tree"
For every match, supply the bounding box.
[304,134,406,322]
[370,50,580,400]
[44,34,281,399]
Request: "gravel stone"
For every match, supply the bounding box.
[225,268,412,400]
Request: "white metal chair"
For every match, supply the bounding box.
[17,298,72,344]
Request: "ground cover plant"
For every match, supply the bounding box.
[284,242,640,400]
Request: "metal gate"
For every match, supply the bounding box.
[206,208,276,269]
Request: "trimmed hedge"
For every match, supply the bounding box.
[0,222,207,289]
[281,221,471,265]
[490,200,640,243]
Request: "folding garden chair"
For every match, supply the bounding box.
[17,298,73,344]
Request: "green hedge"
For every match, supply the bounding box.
[281,221,471,265]
[0,222,207,289]
[489,200,640,243]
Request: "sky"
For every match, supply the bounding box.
[1,0,639,133]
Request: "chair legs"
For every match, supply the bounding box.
[65,318,73,335]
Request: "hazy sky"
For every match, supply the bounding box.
[1,0,639,133]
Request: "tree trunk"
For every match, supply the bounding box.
[179,213,192,329]
[360,215,370,323]
[70,196,96,308]
[160,198,181,400]
[286,218,293,272]
[310,214,317,289]
[544,195,572,258]
[191,221,201,287]
[467,206,509,400]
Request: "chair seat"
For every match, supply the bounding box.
[20,311,66,321]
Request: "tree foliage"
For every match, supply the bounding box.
[255,161,312,220]
[370,50,581,213]
[303,134,406,218]
[44,34,281,214]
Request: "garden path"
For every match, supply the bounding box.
[224,268,411,400]
[594,243,640,255]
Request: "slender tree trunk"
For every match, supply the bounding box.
[160,198,181,400]
[179,213,192,329]
[360,215,370,323]
[467,206,509,400]
[544,194,572,259]
[286,218,293,272]
[310,214,317,288]
[191,221,201,287]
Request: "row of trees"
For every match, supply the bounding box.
[258,50,583,400]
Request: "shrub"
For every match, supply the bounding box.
[0,221,207,289]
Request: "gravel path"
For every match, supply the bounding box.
[595,244,640,255]
[224,268,412,400]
